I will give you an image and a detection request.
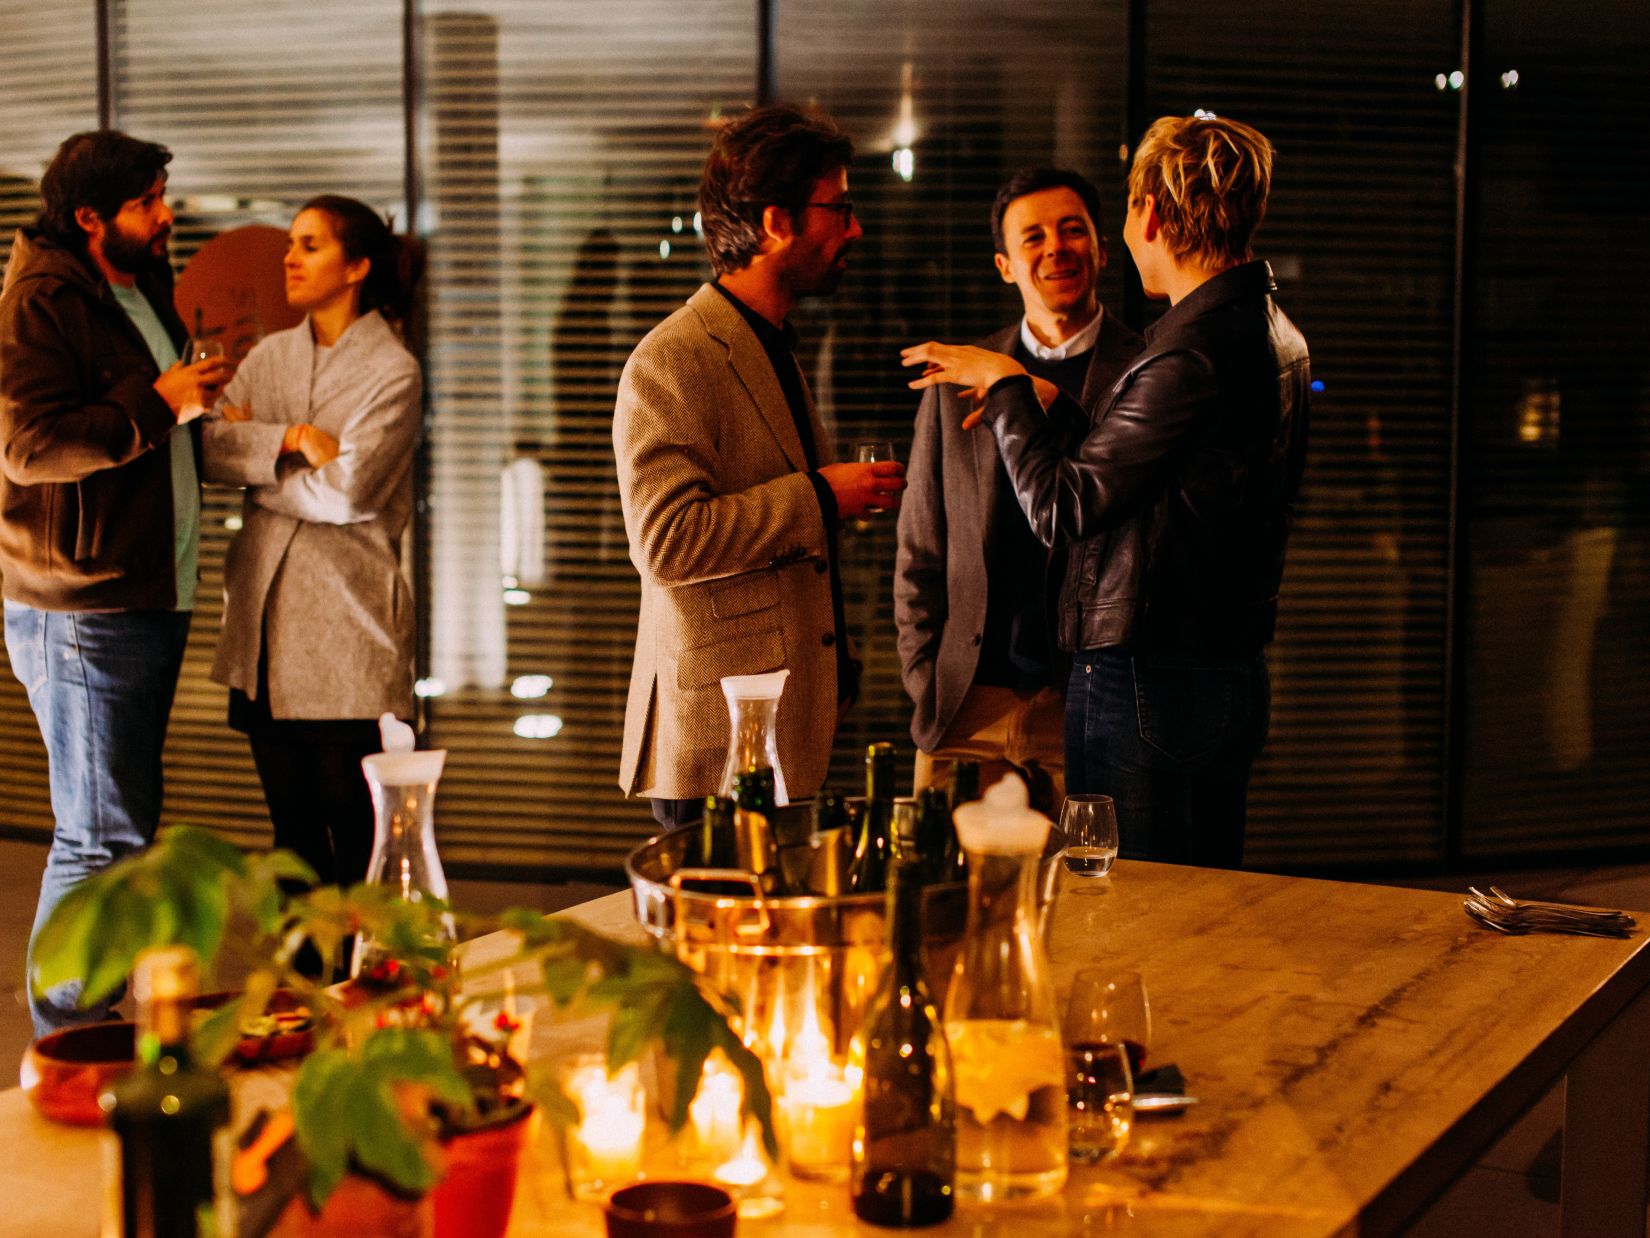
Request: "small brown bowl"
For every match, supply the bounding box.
[193,989,316,1064]
[604,1182,737,1238]
[20,1020,136,1126]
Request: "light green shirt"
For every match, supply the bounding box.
[108,283,198,611]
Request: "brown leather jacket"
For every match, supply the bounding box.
[0,228,194,611]
[983,262,1310,656]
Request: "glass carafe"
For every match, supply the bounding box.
[943,775,1067,1203]
[717,670,790,805]
[353,748,455,977]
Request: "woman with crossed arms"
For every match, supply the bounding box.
[203,195,423,889]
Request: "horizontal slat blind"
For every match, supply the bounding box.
[1459,4,1650,853]
[110,0,407,849]
[774,0,1130,798]
[415,1,756,867]
[1146,0,1460,865]
[0,3,99,838]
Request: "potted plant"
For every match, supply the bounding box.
[30,825,774,1236]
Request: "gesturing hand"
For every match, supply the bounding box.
[281,424,340,468]
[819,460,906,520]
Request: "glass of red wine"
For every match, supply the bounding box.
[1063,968,1151,1162]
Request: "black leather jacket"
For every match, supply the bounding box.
[982,261,1309,656]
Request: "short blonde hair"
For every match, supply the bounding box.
[1127,115,1274,269]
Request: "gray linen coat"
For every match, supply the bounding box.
[201,310,419,720]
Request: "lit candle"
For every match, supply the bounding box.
[779,1067,856,1175]
[565,1060,644,1196]
[771,969,858,1177]
[690,1057,744,1164]
[578,1099,644,1185]
[714,1123,771,1188]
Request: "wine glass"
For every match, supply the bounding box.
[851,440,897,531]
[854,439,895,466]
[183,338,225,366]
[1060,794,1118,877]
[1067,968,1151,1080]
[1063,968,1149,1163]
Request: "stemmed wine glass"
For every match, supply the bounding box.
[1064,967,1151,1163]
[1059,794,1119,877]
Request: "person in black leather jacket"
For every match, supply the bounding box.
[902,114,1309,868]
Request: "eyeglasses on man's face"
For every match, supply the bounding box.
[801,200,856,220]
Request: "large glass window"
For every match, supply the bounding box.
[1146,0,1460,865]
[1459,0,1650,854]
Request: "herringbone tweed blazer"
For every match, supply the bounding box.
[614,284,839,802]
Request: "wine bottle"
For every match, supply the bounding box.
[851,857,955,1227]
[849,742,895,893]
[732,767,784,895]
[699,794,737,868]
[105,945,231,1238]
[949,759,981,810]
[913,786,953,884]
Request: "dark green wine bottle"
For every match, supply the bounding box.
[851,857,955,1227]
[813,790,847,836]
[949,759,981,810]
[943,759,980,880]
[699,794,737,868]
[106,946,231,1238]
[913,786,953,884]
[732,767,784,895]
[849,742,895,893]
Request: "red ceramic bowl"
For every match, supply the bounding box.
[604,1182,737,1238]
[20,1020,136,1126]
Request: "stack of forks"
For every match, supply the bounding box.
[1463,886,1637,938]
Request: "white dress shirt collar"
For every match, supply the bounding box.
[1019,309,1103,361]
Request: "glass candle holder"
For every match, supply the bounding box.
[562,1056,646,1201]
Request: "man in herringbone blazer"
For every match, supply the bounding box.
[895,168,1143,815]
[614,106,904,826]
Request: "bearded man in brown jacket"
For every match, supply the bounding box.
[0,131,229,1034]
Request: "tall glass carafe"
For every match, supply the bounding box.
[943,775,1067,1203]
[353,742,454,977]
[717,670,790,805]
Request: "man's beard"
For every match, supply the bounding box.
[101,224,170,277]
[786,247,853,300]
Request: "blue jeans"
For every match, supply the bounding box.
[4,603,190,1035]
[1065,647,1269,869]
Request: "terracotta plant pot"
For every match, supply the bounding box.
[431,1105,534,1238]
[270,1174,432,1238]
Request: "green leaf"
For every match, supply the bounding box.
[717,1020,777,1160]
[82,884,158,1007]
[603,990,666,1071]
[525,1076,580,1129]
[29,877,108,996]
[190,994,249,1069]
[657,983,714,1132]
[293,1049,356,1207]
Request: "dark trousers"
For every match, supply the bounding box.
[651,797,705,830]
[248,727,381,887]
[1065,647,1269,870]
